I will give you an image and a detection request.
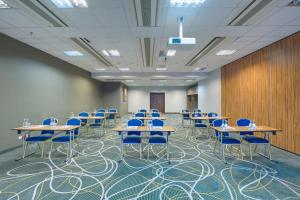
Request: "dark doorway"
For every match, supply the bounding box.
[187,94,198,110]
[150,93,165,113]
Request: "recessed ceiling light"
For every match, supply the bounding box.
[125,80,134,83]
[153,75,168,78]
[185,75,198,78]
[101,50,109,56]
[166,50,176,57]
[185,79,194,82]
[95,68,106,71]
[159,80,167,82]
[120,75,135,78]
[0,0,10,8]
[51,0,88,8]
[156,67,167,71]
[64,50,83,56]
[109,50,120,57]
[216,50,237,56]
[119,68,130,71]
[170,0,205,7]
[97,75,112,78]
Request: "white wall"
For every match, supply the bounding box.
[128,86,187,113]
[198,69,221,113]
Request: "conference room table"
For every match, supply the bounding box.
[13,125,80,163]
[113,125,176,161]
[210,125,281,162]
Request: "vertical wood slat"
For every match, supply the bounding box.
[221,32,300,155]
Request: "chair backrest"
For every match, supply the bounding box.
[95,112,105,124]
[182,109,189,113]
[41,118,58,135]
[236,118,251,126]
[152,119,164,127]
[208,112,218,117]
[208,112,218,123]
[212,119,227,127]
[98,109,106,113]
[79,112,89,123]
[151,112,160,117]
[109,108,117,113]
[151,119,164,136]
[67,118,81,135]
[139,109,147,113]
[135,112,145,118]
[127,119,143,136]
[192,113,203,124]
[151,109,159,113]
[236,118,254,135]
[128,119,143,126]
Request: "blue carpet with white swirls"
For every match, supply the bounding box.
[0,114,299,200]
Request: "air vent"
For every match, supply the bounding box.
[228,0,273,26]
[140,38,155,67]
[71,38,113,67]
[18,0,67,27]
[133,0,159,27]
[185,37,226,66]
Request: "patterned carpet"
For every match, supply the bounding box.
[0,114,300,200]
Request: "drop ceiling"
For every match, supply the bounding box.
[0,0,299,86]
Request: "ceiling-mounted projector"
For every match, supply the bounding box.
[168,17,196,45]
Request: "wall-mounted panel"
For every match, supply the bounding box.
[221,32,300,155]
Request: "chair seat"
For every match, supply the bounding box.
[149,137,166,144]
[218,137,241,144]
[123,137,141,144]
[195,123,207,128]
[25,136,52,142]
[240,131,254,136]
[52,135,77,142]
[243,137,269,144]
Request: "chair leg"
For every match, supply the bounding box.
[75,139,80,152]
[249,144,253,160]
[268,143,272,160]
[213,140,218,153]
[23,142,28,158]
[41,143,45,158]
[254,144,258,153]
[229,145,233,155]
[147,144,150,159]
[222,145,226,163]
[140,144,142,160]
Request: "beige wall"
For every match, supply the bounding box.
[0,34,103,152]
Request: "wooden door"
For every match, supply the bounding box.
[150,93,165,113]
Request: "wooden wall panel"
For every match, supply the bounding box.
[221,32,300,155]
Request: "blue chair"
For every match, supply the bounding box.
[181,109,190,127]
[151,109,159,113]
[212,119,242,162]
[51,118,81,154]
[191,113,208,136]
[148,119,169,160]
[236,118,270,160]
[78,112,89,126]
[107,108,117,125]
[121,119,143,159]
[151,112,160,118]
[90,112,105,137]
[24,117,58,158]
